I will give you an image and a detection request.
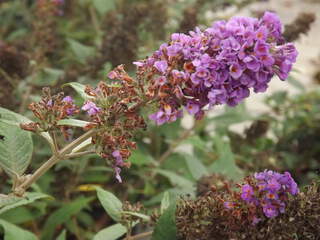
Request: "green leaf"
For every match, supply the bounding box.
[0,206,43,224]
[0,219,38,240]
[67,39,95,64]
[183,153,208,180]
[93,0,116,16]
[93,223,127,240]
[155,169,194,192]
[0,195,21,209]
[33,68,64,86]
[56,230,67,240]
[160,192,170,214]
[41,197,93,240]
[0,192,51,215]
[62,82,93,100]
[71,137,92,153]
[287,75,305,91]
[57,119,90,128]
[121,211,150,222]
[0,110,33,177]
[183,135,207,152]
[0,107,53,147]
[129,148,154,166]
[95,187,122,222]
[210,136,243,180]
[151,199,177,240]
[211,103,252,128]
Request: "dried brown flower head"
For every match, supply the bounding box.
[283,12,316,42]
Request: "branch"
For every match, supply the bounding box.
[125,231,153,240]
[16,130,96,194]
[65,150,95,158]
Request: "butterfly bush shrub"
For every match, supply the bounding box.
[6,9,316,239]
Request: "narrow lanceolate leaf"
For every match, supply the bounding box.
[183,153,208,180]
[93,0,116,16]
[210,136,243,180]
[160,192,170,214]
[71,137,92,153]
[121,211,151,222]
[151,199,177,240]
[95,187,122,222]
[0,192,51,215]
[0,219,38,240]
[57,119,90,128]
[56,230,67,240]
[62,82,93,100]
[41,197,93,240]
[0,195,21,209]
[93,223,127,240]
[155,169,194,192]
[0,109,33,177]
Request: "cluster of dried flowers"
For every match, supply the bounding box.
[81,65,148,182]
[177,171,320,240]
[20,88,78,138]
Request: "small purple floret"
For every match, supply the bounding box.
[82,101,101,116]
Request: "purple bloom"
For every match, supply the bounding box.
[255,26,268,41]
[243,55,260,72]
[156,76,167,86]
[252,170,299,218]
[229,63,244,79]
[154,60,168,73]
[133,61,144,67]
[47,99,53,107]
[252,216,261,225]
[135,12,297,125]
[241,184,254,202]
[114,167,122,183]
[186,103,200,115]
[82,101,101,116]
[266,178,281,192]
[195,67,210,79]
[112,150,124,166]
[149,111,168,125]
[224,201,235,209]
[63,96,73,103]
[263,203,278,218]
[254,41,270,56]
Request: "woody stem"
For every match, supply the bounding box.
[17,129,95,194]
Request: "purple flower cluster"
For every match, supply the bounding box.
[241,170,298,218]
[81,101,101,116]
[62,96,77,116]
[112,150,125,183]
[135,12,298,125]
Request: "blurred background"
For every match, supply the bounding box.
[0,0,319,239]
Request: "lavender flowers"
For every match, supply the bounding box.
[224,170,299,223]
[135,12,298,125]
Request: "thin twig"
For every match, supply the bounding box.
[126,231,153,240]
[65,150,95,158]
